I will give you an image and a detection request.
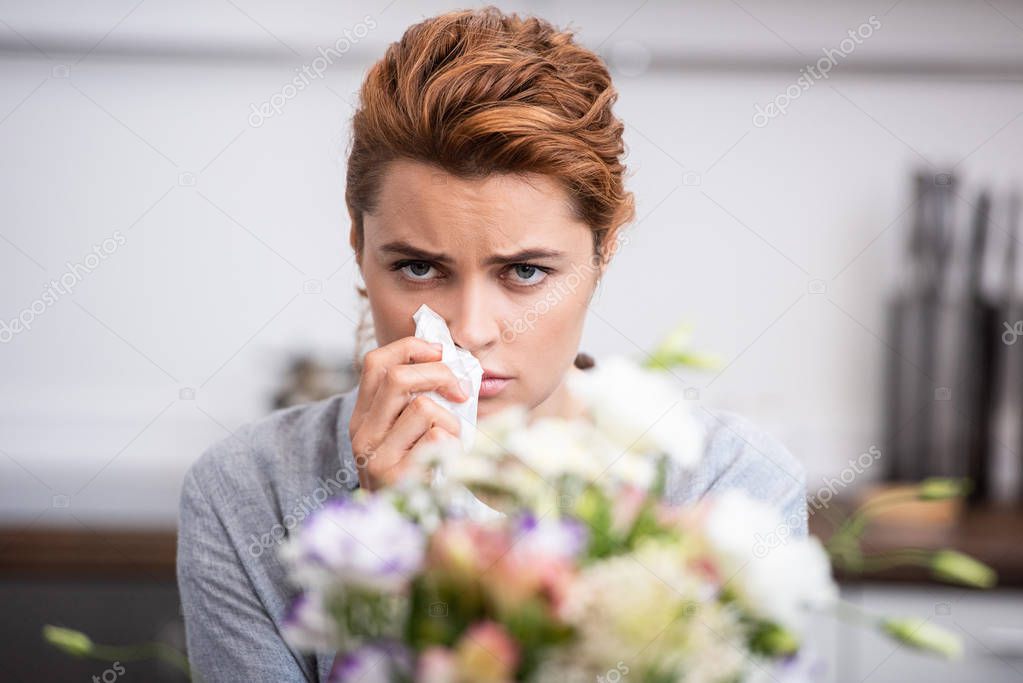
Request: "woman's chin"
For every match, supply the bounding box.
[476,394,518,420]
[476,398,499,420]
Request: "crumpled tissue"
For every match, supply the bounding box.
[412,303,484,452]
[411,303,501,521]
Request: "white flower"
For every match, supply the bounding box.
[505,416,613,482]
[511,515,588,559]
[473,404,529,459]
[603,451,657,490]
[403,434,507,523]
[568,355,705,468]
[704,489,837,632]
[558,539,745,681]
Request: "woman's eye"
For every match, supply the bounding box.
[392,260,549,287]
[398,261,437,281]
[507,264,548,286]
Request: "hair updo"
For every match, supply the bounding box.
[344,5,635,261]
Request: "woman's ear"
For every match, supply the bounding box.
[349,226,362,269]
[596,226,624,273]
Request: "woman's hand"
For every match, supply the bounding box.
[349,336,469,490]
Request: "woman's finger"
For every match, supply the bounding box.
[362,396,461,487]
[387,426,461,488]
[351,337,445,430]
[358,361,468,438]
[378,394,461,453]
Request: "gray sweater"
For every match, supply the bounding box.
[176,383,808,682]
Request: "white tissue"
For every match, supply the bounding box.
[412,303,484,452]
[411,304,502,522]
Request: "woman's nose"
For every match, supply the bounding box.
[445,279,500,353]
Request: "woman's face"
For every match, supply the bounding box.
[355,159,601,419]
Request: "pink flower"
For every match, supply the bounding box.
[428,521,507,577]
[455,621,519,683]
[484,550,575,617]
[611,485,648,534]
[428,518,580,624]
[484,517,583,617]
[416,646,458,683]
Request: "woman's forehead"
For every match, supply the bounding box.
[376,159,573,218]
[365,160,591,257]
[366,217,587,263]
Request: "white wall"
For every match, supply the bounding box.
[2,0,1022,526]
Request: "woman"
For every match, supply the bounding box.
[177,7,808,681]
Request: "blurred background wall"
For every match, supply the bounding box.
[2,1,1023,680]
[2,0,1023,524]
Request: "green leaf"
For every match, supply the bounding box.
[643,322,723,372]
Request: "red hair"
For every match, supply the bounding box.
[345,6,635,260]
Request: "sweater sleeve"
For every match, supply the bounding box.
[176,455,315,683]
[665,408,808,538]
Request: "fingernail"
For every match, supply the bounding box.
[459,378,472,399]
[430,342,443,353]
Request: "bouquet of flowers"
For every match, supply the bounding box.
[277,352,963,683]
[42,327,993,679]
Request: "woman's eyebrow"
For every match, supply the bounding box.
[379,241,452,263]
[378,240,566,265]
[484,248,566,265]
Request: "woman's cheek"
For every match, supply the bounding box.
[369,293,416,344]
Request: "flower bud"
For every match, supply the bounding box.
[931,550,996,588]
[917,478,970,501]
[881,617,962,659]
[752,623,800,656]
[42,625,94,657]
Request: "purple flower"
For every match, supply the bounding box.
[281,496,425,592]
[327,641,413,683]
[512,515,588,559]
[281,591,338,651]
[772,646,828,683]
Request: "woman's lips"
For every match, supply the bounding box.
[479,377,511,398]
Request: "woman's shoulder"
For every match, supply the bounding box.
[666,407,808,535]
[180,387,360,520]
[579,354,805,529]
[177,390,359,683]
